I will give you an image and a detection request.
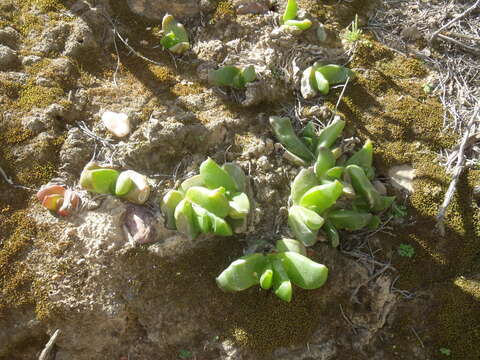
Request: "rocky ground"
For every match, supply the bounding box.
[0,1,479,359]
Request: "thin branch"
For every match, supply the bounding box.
[410,327,425,348]
[436,33,480,56]
[429,0,480,41]
[38,329,61,360]
[436,105,480,235]
[0,165,34,191]
[331,76,351,121]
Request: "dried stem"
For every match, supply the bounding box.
[38,329,61,360]
[430,0,480,41]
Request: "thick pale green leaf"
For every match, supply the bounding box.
[282,0,298,23]
[174,199,199,240]
[316,118,345,150]
[117,170,151,204]
[169,42,190,54]
[161,190,184,229]
[232,72,246,89]
[288,205,324,246]
[300,66,318,99]
[269,116,314,162]
[200,158,238,193]
[260,267,273,290]
[216,253,267,292]
[326,166,344,179]
[270,255,292,302]
[275,238,307,256]
[346,139,373,168]
[346,165,382,211]
[284,19,312,30]
[222,163,247,193]
[89,169,119,194]
[323,220,340,248]
[314,146,335,179]
[291,168,319,205]
[180,175,204,193]
[186,186,230,218]
[279,252,328,290]
[115,171,133,196]
[228,192,250,219]
[162,14,188,42]
[209,212,233,236]
[314,70,329,95]
[299,180,343,214]
[160,32,179,49]
[242,65,256,83]
[191,203,212,233]
[327,209,373,231]
[316,64,354,85]
[208,66,242,87]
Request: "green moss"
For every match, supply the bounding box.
[211,1,235,24]
[17,85,64,111]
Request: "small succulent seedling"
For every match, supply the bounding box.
[161,158,250,240]
[160,14,190,54]
[270,116,395,247]
[280,0,312,32]
[439,348,451,356]
[216,238,328,302]
[398,244,415,258]
[208,65,256,89]
[79,162,151,204]
[301,63,355,98]
[37,184,80,216]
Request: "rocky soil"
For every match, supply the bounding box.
[1,1,479,360]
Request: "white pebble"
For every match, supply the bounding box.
[102,111,131,137]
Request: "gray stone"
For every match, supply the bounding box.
[0,44,18,70]
[233,0,269,15]
[21,55,42,66]
[32,23,71,55]
[389,164,415,193]
[0,27,20,49]
[126,0,200,20]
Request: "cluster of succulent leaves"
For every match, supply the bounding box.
[160,14,190,54]
[208,65,256,89]
[37,184,80,217]
[301,63,354,98]
[79,162,151,205]
[280,0,312,31]
[270,116,395,247]
[161,158,250,240]
[216,238,328,302]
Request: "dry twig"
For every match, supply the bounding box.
[38,329,61,360]
[436,105,480,235]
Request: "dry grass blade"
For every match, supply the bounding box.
[38,329,61,360]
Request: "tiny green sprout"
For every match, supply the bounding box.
[398,244,415,258]
[161,158,250,240]
[301,64,354,98]
[439,348,451,356]
[179,349,193,359]
[216,239,328,302]
[342,14,363,43]
[208,65,257,89]
[160,14,190,54]
[280,0,312,32]
[423,83,432,94]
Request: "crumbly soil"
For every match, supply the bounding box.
[0,1,479,359]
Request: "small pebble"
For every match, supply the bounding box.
[102,111,131,137]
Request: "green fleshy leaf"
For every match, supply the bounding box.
[270,255,293,302]
[300,66,318,99]
[314,70,330,95]
[174,199,199,240]
[186,186,230,218]
[299,180,343,214]
[325,166,344,179]
[161,190,184,229]
[222,163,247,193]
[179,174,204,193]
[260,267,273,290]
[228,192,250,219]
[314,146,335,179]
[242,65,256,83]
[89,169,120,194]
[367,215,381,230]
[327,209,373,231]
[291,168,319,205]
[275,238,307,256]
[316,64,354,85]
[346,139,373,168]
[288,205,324,246]
[279,252,329,290]
[282,0,298,23]
[209,212,233,236]
[117,170,151,204]
[160,31,179,49]
[346,165,386,212]
[191,203,212,233]
[115,171,134,196]
[208,66,242,87]
[284,19,312,30]
[316,118,345,150]
[269,116,315,162]
[216,253,267,292]
[200,158,238,193]
[323,220,340,248]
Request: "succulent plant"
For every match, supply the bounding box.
[161,158,250,240]
[160,14,190,54]
[301,64,355,99]
[37,184,80,216]
[208,65,256,89]
[216,238,328,302]
[79,162,151,205]
[280,0,312,31]
[270,116,394,247]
